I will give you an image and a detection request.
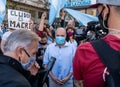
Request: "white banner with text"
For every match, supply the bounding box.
[8,9,31,30]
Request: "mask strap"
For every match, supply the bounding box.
[102,5,110,30]
[106,5,110,22]
[102,6,120,34]
[98,6,105,16]
[23,49,30,57]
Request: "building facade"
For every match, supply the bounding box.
[5,0,49,24]
[65,0,96,16]
[4,0,97,26]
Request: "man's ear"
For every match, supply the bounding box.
[16,47,24,58]
[103,4,109,20]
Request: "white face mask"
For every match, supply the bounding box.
[20,49,36,70]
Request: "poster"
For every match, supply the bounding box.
[8,9,31,30]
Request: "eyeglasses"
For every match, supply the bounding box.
[23,49,30,57]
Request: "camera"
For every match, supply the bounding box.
[75,21,107,42]
[87,21,101,32]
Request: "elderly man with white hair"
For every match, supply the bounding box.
[43,27,76,87]
[0,29,40,87]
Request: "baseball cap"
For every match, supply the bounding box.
[89,0,120,8]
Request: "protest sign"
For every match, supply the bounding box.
[8,9,31,30]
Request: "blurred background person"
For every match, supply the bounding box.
[66,27,78,48]
[1,24,6,33]
[1,28,15,53]
[36,32,48,69]
[61,9,75,28]
[37,12,54,45]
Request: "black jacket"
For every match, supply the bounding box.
[0,55,33,87]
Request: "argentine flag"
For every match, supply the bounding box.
[49,0,66,25]
[64,8,98,26]
[0,0,6,25]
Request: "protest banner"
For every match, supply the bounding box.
[8,9,31,30]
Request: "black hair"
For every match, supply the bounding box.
[41,32,48,39]
[66,27,75,42]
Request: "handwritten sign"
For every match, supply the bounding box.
[8,9,31,30]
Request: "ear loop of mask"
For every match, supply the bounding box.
[97,5,109,34]
[102,5,110,30]
[98,6,105,17]
[98,6,105,29]
[102,5,120,34]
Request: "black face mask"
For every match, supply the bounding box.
[98,5,110,34]
[39,41,47,45]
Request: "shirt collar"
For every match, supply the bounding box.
[55,42,69,47]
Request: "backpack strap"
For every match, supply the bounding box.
[91,39,120,87]
[91,39,120,72]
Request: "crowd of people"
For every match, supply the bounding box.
[0,0,120,87]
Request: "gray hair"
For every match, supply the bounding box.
[4,29,40,52]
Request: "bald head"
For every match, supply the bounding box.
[55,27,66,37]
[55,27,66,45]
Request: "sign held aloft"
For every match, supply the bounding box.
[8,9,31,30]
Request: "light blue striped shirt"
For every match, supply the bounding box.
[43,42,76,80]
[68,40,78,48]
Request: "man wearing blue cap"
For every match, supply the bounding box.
[73,0,120,87]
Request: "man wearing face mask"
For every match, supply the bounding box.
[43,27,76,87]
[0,29,40,87]
[73,0,120,87]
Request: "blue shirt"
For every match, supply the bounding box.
[43,42,76,80]
[47,36,53,44]
[68,40,78,48]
